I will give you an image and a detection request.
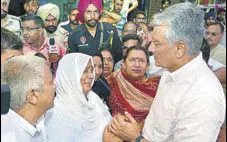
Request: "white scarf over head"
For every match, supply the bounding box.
[45,53,112,142]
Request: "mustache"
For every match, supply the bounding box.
[88,19,98,22]
[27,10,35,14]
[1,10,8,14]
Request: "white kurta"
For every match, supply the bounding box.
[45,53,112,142]
[1,109,46,142]
[143,53,226,142]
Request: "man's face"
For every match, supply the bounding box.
[217,11,226,22]
[114,0,123,14]
[38,66,55,110]
[205,24,223,49]
[122,39,139,57]
[84,4,100,28]
[24,1,38,16]
[93,56,103,81]
[1,0,9,18]
[21,20,42,44]
[135,14,146,25]
[69,8,79,25]
[150,25,176,71]
[44,14,58,33]
[122,23,137,37]
[80,61,94,95]
[206,16,216,25]
[1,50,23,65]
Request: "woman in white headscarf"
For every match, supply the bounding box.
[45,53,112,142]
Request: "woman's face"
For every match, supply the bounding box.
[80,61,94,95]
[92,56,103,80]
[122,49,149,81]
[101,50,114,78]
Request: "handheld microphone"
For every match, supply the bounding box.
[49,38,58,75]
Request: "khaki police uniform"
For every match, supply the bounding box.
[1,14,21,38]
[44,26,69,51]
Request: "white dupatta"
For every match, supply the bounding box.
[45,53,112,142]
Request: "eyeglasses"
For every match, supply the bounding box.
[21,27,40,32]
[123,30,137,34]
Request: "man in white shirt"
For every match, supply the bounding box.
[205,22,226,65]
[1,55,55,142]
[107,2,226,142]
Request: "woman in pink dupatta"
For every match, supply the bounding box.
[104,46,160,141]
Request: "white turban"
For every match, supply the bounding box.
[37,3,60,21]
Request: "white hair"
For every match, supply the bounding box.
[2,55,48,111]
[152,2,205,56]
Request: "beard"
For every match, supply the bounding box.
[45,26,57,33]
[26,10,36,16]
[70,20,78,25]
[1,10,8,19]
[85,19,98,28]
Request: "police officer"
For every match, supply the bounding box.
[68,0,122,63]
[37,3,69,51]
[1,0,21,38]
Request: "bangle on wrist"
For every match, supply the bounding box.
[135,135,144,142]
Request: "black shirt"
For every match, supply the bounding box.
[92,76,111,113]
[68,22,122,63]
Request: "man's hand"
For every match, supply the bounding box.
[108,112,141,141]
[48,53,60,63]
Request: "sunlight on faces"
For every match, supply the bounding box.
[93,56,103,81]
[151,25,176,70]
[80,61,95,95]
[122,49,149,81]
[101,50,114,77]
[84,4,100,27]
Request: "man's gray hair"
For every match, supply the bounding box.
[152,2,205,56]
[2,55,48,111]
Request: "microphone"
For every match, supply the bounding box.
[49,38,58,75]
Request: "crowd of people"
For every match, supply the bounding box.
[1,0,226,142]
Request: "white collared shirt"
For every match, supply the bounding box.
[143,53,226,142]
[1,109,46,142]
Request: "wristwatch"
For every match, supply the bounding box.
[135,135,144,142]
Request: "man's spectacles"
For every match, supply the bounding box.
[21,27,41,32]
[123,30,137,34]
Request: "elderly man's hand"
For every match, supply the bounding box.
[108,112,141,141]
